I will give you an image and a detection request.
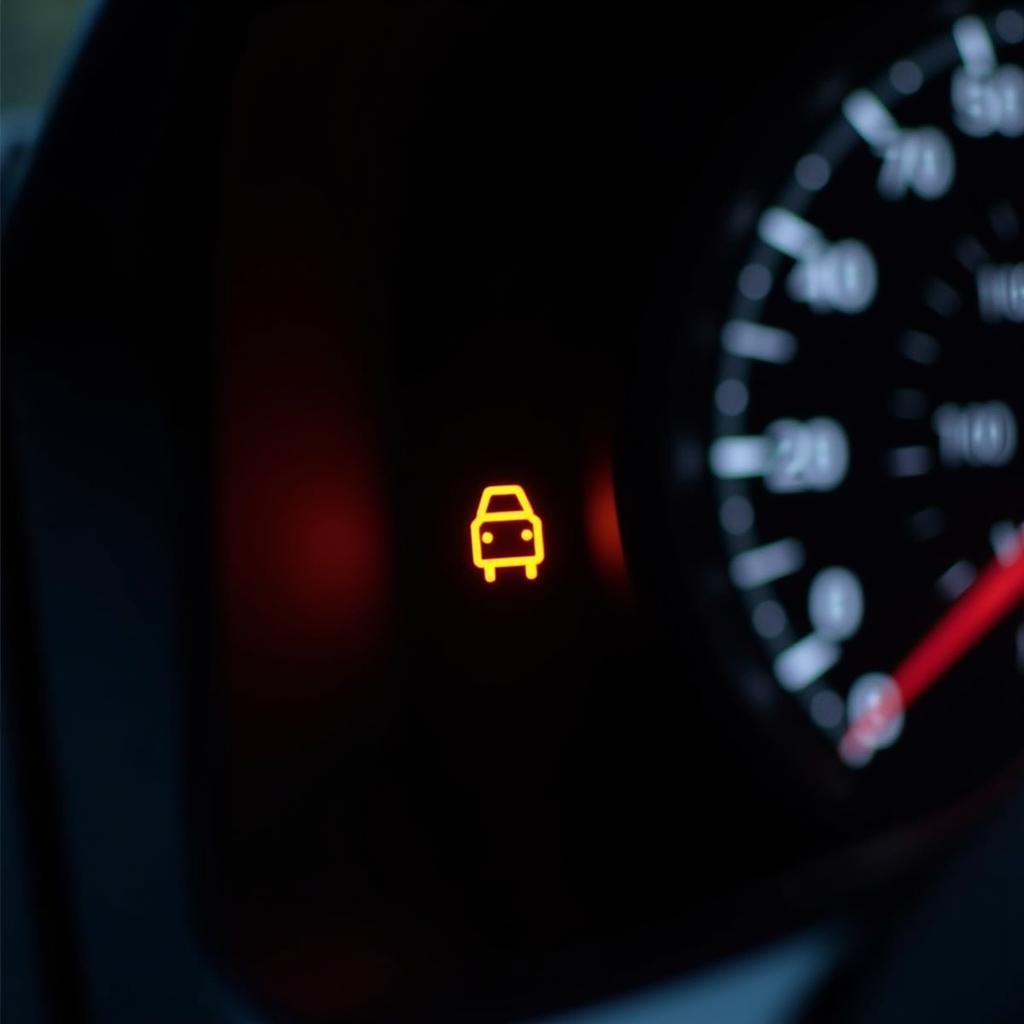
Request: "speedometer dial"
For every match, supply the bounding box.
[679,10,1024,816]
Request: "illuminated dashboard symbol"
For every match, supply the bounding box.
[470,484,545,583]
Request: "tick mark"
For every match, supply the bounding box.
[925,278,962,318]
[937,560,976,600]
[990,521,1024,565]
[730,539,806,589]
[887,446,934,477]
[955,235,990,272]
[899,330,940,365]
[722,320,797,364]
[774,633,841,692]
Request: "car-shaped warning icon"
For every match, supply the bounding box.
[470,484,545,582]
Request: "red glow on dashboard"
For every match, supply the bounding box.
[221,247,392,754]
[273,470,386,630]
[585,452,629,600]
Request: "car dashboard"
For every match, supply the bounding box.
[3,2,1023,1022]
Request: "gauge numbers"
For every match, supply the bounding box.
[706,11,1024,784]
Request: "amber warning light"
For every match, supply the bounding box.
[470,485,545,583]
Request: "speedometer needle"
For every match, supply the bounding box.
[841,531,1024,763]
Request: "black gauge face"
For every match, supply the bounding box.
[685,10,1024,815]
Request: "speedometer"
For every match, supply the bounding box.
[671,9,1024,817]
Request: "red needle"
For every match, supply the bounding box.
[841,531,1024,764]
